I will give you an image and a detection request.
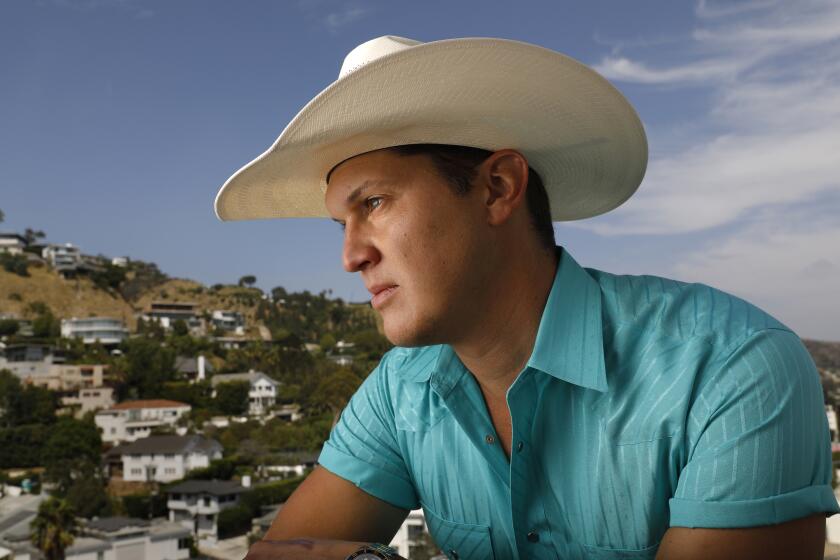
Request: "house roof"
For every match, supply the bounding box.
[210,370,279,387]
[174,356,214,375]
[165,479,245,496]
[86,516,149,533]
[109,399,190,410]
[106,434,222,456]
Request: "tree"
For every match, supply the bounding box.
[172,319,189,337]
[30,498,78,560]
[0,370,56,428]
[214,381,250,416]
[319,333,336,352]
[65,473,111,519]
[309,369,363,426]
[116,336,176,399]
[23,228,46,245]
[42,417,102,494]
[238,275,257,287]
[0,208,4,222]
[0,318,20,336]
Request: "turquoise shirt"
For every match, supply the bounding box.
[319,246,839,559]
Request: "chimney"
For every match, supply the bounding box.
[197,355,206,382]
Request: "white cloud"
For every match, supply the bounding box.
[671,204,840,340]
[580,0,840,340]
[593,55,744,84]
[324,5,368,32]
[579,0,840,236]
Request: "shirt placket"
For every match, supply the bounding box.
[508,369,562,560]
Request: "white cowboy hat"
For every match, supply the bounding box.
[214,35,647,222]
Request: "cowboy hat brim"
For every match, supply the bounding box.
[214,37,647,222]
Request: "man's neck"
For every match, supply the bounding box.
[452,245,559,402]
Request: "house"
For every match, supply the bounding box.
[0,233,27,255]
[0,499,190,560]
[326,353,354,367]
[211,370,279,416]
[390,509,433,560]
[95,399,191,444]
[41,243,81,273]
[77,516,191,560]
[260,451,318,480]
[275,403,303,422]
[212,336,257,350]
[166,479,245,544]
[175,354,213,382]
[61,317,129,346]
[3,362,109,392]
[210,310,245,334]
[111,256,129,267]
[61,386,116,417]
[141,301,201,331]
[1,343,64,363]
[105,435,223,483]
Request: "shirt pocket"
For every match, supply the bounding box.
[421,503,494,560]
[579,542,661,559]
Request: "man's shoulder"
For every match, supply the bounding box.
[586,267,792,347]
[375,344,441,384]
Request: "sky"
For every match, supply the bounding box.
[1,0,838,341]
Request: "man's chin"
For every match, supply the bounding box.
[382,317,440,348]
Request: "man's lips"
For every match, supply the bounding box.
[369,284,398,308]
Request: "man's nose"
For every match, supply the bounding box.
[342,221,380,273]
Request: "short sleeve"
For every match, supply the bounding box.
[318,354,419,511]
[670,328,840,528]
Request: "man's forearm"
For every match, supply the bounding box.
[244,538,407,560]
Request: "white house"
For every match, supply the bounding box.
[275,403,304,422]
[211,370,279,416]
[141,301,201,331]
[0,233,27,255]
[61,317,129,346]
[210,310,245,334]
[390,509,433,560]
[106,435,223,483]
[41,243,81,273]
[95,399,191,444]
[0,502,190,560]
[166,479,245,544]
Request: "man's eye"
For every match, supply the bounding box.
[365,197,383,211]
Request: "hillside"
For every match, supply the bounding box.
[0,260,384,343]
[0,264,136,328]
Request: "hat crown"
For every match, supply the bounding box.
[339,35,423,79]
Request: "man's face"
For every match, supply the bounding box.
[325,148,491,347]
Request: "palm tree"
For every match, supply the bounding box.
[30,498,78,560]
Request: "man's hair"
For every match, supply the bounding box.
[391,144,556,251]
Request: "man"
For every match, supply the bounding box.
[216,36,839,560]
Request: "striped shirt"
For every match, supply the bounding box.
[318,246,839,559]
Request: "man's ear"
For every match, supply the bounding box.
[475,149,530,226]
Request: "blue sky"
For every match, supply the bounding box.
[1,0,838,341]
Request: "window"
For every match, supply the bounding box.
[178,538,191,550]
[131,468,142,475]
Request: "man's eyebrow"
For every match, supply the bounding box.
[331,180,392,224]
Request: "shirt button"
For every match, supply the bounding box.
[485,434,495,444]
[449,550,460,559]
[527,531,540,543]
[516,441,524,452]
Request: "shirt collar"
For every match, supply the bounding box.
[400,246,608,393]
[526,246,608,392]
